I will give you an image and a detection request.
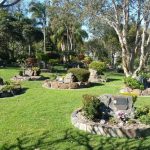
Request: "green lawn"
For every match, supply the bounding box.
[0,68,150,150]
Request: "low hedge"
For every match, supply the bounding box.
[89,61,106,74]
[68,68,90,82]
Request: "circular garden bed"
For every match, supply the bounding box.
[71,109,150,138]
[43,80,90,89]
[0,78,22,98]
[71,94,150,138]
[11,67,46,82]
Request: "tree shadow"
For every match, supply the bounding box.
[1,129,150,150]
[89,83,104,87]
[0,88,28,99]
[107,78,121,82]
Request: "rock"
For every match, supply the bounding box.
[59,83,69,89]
[64,73,76,83]
[132,89,142,96]
[88,69,100,83]
[51,81,59,89]
[56,76,64,82]
[147,88,150,95]
[120,87,132,93]
[69,82,79,89]
[98,95,134,119]
[43,81,51,88]
[100,119,106,124]
[141,89,148,96]
[24,69,33,76]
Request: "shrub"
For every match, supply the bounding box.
[89,61,106,74]
[32,67,41,76]
[83,56,93,65]
[19,71,23,76]
[1,85,14,92]
[0,77,4,85]
[82,94,101,120]
[49,74,57,81]
[49,59,59,65]
[68,68,90,82]
[135,106,150,125]
[124,76,144,90]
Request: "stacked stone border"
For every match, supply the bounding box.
[42,80,90,89]
[71,109,150,138]
[11,75,46,82]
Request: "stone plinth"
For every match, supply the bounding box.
[98,95,134,119]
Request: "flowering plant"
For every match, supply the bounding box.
[115,111,128,122]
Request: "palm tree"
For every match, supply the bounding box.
[51,23,88,62]
[29,2,47,53]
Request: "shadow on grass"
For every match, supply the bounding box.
[90,83,104,87]
[107,78,121,82]
[19,88,28,95]
[0,88,28,99]
[1,129,150,150]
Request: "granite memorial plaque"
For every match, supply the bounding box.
[114,97,128,110]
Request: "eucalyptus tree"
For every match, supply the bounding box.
[79,0,150,77]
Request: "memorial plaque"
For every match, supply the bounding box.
[114,97,128,110]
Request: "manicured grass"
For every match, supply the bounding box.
[0,68,150,149]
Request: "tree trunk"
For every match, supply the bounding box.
[61,43,67,63]
[28,44,31,56]
[43,27,46,54]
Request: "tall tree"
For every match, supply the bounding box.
[80,0,150,77]
[29,1,47,53]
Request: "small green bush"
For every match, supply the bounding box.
[19,71,23,76]
[139,72,150,79]
[32,67,41,76]
[89,61,106,74]
[135,106,150,125]
[82,94,101,120]
[0,77,4,85]
[68,68,90,82]
[1,85,14,92]
[49,74,57,81]
[83,56,93,65]
[124,76,144,90]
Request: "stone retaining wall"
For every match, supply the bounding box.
[43,81,90,89]
[11,75,44,82]
[71,109,150,138]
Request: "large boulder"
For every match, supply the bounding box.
[51,81,59,89]
[59,83,69,89]
[132,89,142,96]
[64,73,76,83]
[88,69,100,83]
[98,94,134,119]
[69,82,79,89]
[120,87,132,94]
[24,69,34,76]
